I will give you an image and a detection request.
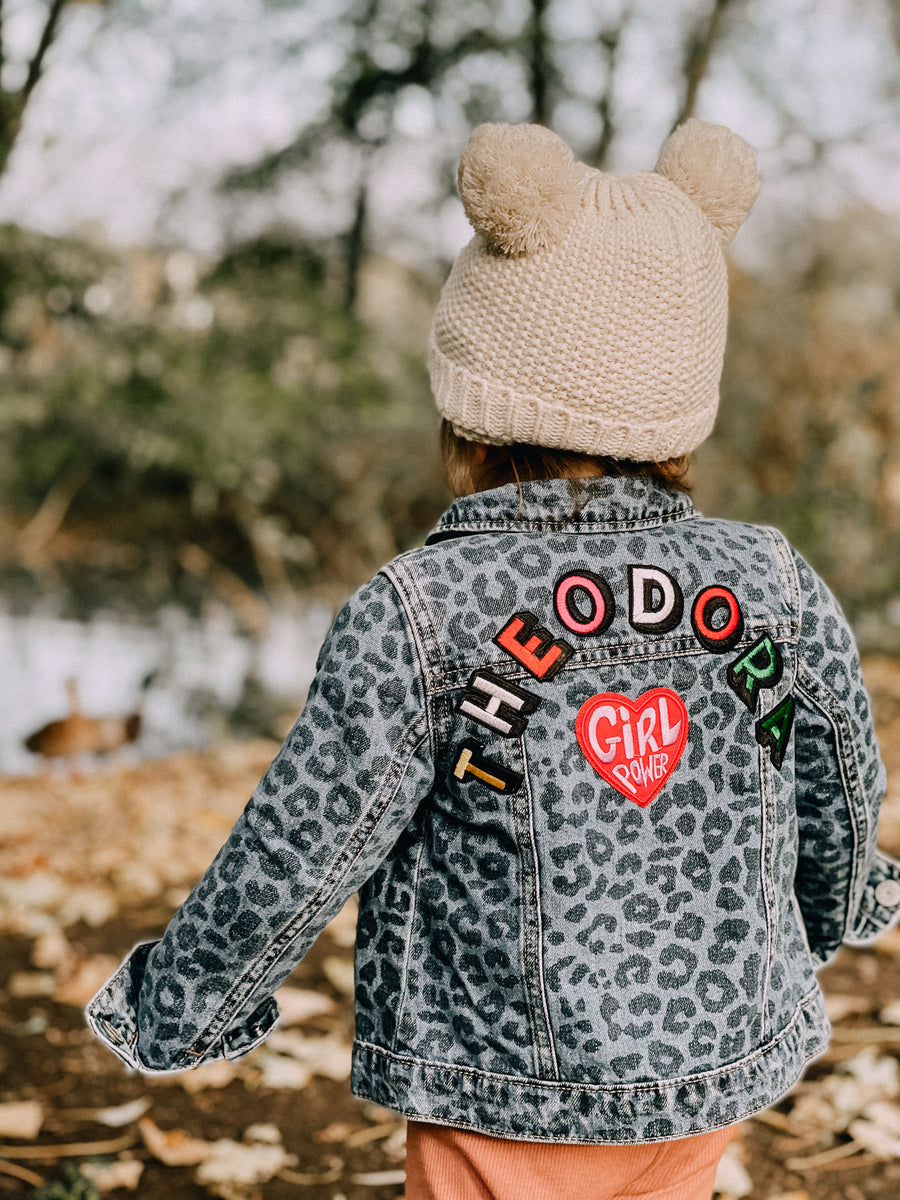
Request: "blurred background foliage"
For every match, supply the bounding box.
[0,225,444,609]
[0,0,897,645]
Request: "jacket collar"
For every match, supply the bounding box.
[426,477,695,544]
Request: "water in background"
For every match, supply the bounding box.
[0,601,334,775]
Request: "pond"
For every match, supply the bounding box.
[0,600,334,775]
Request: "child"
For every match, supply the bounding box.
[88,119,900,1200]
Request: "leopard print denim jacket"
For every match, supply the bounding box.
[87,477,900,1143]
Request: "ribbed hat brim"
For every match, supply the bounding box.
[429,337,718,461]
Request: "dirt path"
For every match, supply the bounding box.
[2,659,900,1199]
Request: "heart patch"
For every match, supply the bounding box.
[575,688,689,807]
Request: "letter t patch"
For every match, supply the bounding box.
[452,739,523,793]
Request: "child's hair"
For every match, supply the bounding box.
[440,419,691,498]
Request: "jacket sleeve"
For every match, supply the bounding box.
[790,549,899,966]
[85,571,434,1072]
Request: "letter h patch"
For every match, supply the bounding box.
[458,669,540,737]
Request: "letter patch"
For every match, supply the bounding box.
[575,688,689,807]
[458,669,540,737]
[554,571,615,636]
[726,635,783,712]
[756,694,795,770]
[691,586,744,653]
[453,739,523,793]
[494,610,573,680]
[628,566,683,634]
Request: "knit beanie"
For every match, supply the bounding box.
[429,119,760,461]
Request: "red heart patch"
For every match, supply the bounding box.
[575,688,689,807]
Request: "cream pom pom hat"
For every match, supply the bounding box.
[429,119,760,461]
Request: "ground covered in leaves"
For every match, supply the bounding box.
[2,658,900,1200]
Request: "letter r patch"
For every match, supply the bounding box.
[727,635,783,711]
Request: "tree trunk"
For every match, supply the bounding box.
[344,177,368,314]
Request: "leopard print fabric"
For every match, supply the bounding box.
[87,477,894,1144]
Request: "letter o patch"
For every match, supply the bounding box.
[691,586,744,653]
[555,571,614,637]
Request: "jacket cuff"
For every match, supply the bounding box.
[84,941,280,1073]
[84,940,153,1071]
[845,851,900,945]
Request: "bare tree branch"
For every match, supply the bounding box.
[0,0,6,83]
[671,0,736,130]
[0,0,67,173]
[22,0,66,105]
[344,172,368,313]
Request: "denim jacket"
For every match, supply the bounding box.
[87,477,900,1143]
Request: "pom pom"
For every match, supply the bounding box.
[655,118,760,245]
[457,123,584,256]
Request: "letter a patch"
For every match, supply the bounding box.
[756,694,794,770]
[575,689,689,807]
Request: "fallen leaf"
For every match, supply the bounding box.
[847,1118,900,1158]
[178,1060,238,1094]
[57,885,118,928]
[4,1014,48,1038]
[113,860,162,899]
[862,1100,900,1138]
[0,1101,43,1140]
[266,1031,352,1081]
[381,1125,407,1160]
[195,1137,296,1192]
[789,1047,900,1136]
[139,1115,212,1166]
[713,1142,752,1198]
[8,970,56,997]
[54,954,120,1006]
[789,1093,843,1133]
[80,1159,145,1193]
[274,985,336,1025]
[258,1056,311,1090]
[94,1097,152,1128]
[30,927,72,970]
[841,1050,900,1100]
[242,1124,282,1145]
[825,994,872,1023]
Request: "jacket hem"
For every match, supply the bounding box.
[351,988,829,1144]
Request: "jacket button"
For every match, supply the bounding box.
[874,880,900,908]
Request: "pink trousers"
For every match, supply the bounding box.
[405,1121,735,1200]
